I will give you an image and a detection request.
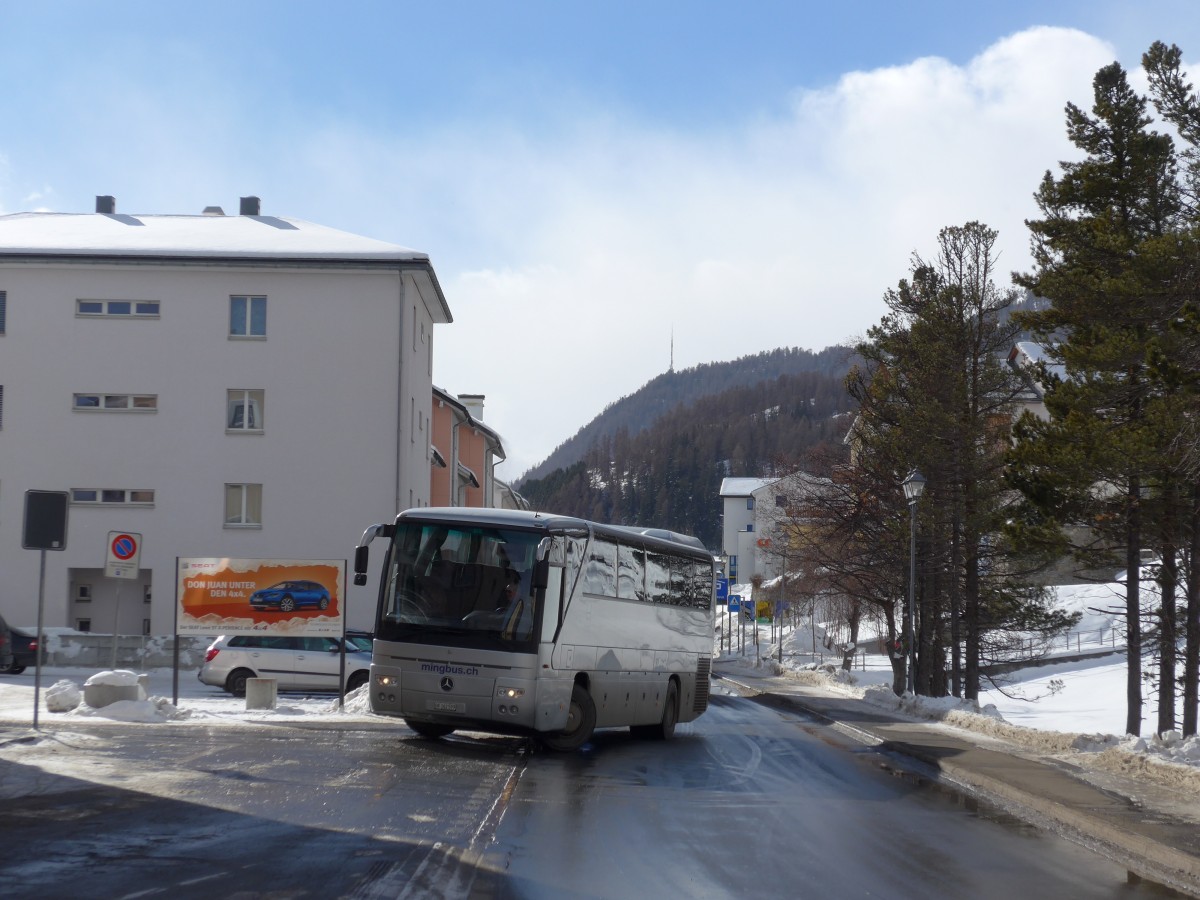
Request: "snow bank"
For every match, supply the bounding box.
[777,664,1200,796]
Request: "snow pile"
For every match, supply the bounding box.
[84,669,142,688]
[72,696,190,723]
[44,679,81,713]
[326,683,372,715]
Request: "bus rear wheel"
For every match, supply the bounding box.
[542,684,596,751]
[633,681,679,740]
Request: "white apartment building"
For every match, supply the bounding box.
[0,196,451,634]
[719,476,777,585]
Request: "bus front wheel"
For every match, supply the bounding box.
[405,718,455,739]
[542,684,596,751]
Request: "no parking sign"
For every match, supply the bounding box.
[105,531,142,579]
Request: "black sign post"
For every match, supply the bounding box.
[23,490,69,729]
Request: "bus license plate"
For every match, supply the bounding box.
[428,700,465,713]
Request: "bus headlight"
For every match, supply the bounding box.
[497,686,524,699]
[376,674,399,687]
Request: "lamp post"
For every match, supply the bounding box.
[902,469,926,696]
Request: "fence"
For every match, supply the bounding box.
[34,633,212,669]
[1005,626,1122,660]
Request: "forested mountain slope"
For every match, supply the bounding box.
[518,346,855,486]
[519,358,857,550]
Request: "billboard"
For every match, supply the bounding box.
[176,558,346,636]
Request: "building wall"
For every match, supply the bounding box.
[0,261,434,633]
[722,494,756,582]
[429,396,456,506]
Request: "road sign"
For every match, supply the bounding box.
[23,490,69,550]
[105,531,142,579]
[716,578,729,601]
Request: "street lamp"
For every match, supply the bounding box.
[902,469,926,696]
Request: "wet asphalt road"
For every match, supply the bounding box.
[0,689,1188,899]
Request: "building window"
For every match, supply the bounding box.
[76,299,160,318]
[142,618,151,635]
[230,296,266,337]
[71,489,155,506]
[225,483,262,527]
[745,523,754,533]
[76,584,92,603]
[226,390,264,432]
[143,585,152,604]
[0,290,6,333]
[776,494,787,508]
[0,385,4,429]
[77,619,91,632]
[746,498,755,510]
[74,393,157,412]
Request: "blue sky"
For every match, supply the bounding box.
[3,2,1198,477]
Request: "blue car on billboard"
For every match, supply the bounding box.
[249,580,331,613]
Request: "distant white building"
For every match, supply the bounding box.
[718,476,778,584]
[0,196,451,633]
[720,472,829,586]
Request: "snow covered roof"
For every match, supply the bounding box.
[0,211,428,262]
[457,462,480,488]
[719,477,777,497]
[1007,341,1065,398]
[0,208,453,322]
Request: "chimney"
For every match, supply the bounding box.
[202,206,226,216]
[239,196,261,216]
[460,394,485,421]
[95,195,116,214]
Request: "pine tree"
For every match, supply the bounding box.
[1011,60,1183,736]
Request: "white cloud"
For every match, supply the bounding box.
[0,24,1146,478]
[432,27,1119,477]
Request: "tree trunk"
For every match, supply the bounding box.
[949,510,963,698]
[1157,529,1178,736]
[1183,489,1200,737]
[1126,480,1144,737]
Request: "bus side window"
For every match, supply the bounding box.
[583,538,617,596]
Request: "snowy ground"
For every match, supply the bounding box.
[715,570,1200,811]
[0,665,377,728]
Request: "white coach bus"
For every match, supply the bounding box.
[353,507,715,750]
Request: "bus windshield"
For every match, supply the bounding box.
[377,522,543,650]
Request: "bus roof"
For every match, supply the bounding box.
[395,507,710,556]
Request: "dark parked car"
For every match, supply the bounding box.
[6,627,37,674]
[249,580,331,612]
[0,613,12,672]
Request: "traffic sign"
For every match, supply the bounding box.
[105,531,142,579]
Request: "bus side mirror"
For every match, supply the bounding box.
[353,545,370,586]
[531,558,550,591]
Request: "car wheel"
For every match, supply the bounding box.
[225,668,255,696]
[541,684,597,751]
[5,665,25,675]
[279,595,295,612]
[347,670,369,692]
[318,597,329,610]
